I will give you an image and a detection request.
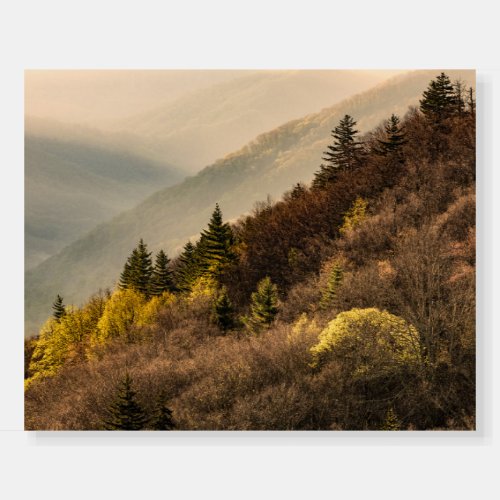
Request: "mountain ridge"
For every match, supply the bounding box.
[25,133,184,268]
[25,69,474,336]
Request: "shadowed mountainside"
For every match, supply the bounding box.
[25,135,183,268]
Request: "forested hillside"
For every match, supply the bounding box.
[24,69,474,336]
[25,73,476,431]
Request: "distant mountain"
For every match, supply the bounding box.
[107,70,398,172]
[25,134,184,269]
[25,70,474,336]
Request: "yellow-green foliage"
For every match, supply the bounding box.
[137,291,176,327]
[92,289,147,346]
[340,196,368,234]
[188,276,217,302]
[310,308,421,373]
[381,407,402,431]
[28,304,100,384]
[27,289,172,388]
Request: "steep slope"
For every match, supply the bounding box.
[108,70,398,172]
[25,135,184,268]
[25,70,474,336]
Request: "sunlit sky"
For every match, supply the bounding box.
[25,69,403,128]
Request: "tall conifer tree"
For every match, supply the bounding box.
[467,87,475,115]
[246,276,279,332]
[212,286,235,332]
[103,373,147,430]
[150,250,174,296]
[375,114,406,159]
[119,239,154,296]
[452,79,466,117]
[199,204,235,277]
[313,114,363,188]
[175,241,198,292]
[419,72,455,123]
[149,393,175,430]
[52,294,66,320]
[320,263,343,309]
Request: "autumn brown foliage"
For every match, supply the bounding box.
[25,84,475,430]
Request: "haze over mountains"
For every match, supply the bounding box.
[25,69,474,336]
[27,70,397,173]
[25,70,250,125]
[25,70,395,270]
[105,70,399,172]
[25,135,183,269]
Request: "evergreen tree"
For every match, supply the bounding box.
[119,239,154,296]
[199,204,235,277]
[381,407,401,431]
[149,393,175,430]
[119,248,137,290]
[467,86,475,115]
[150,250,174,296]
[419,72,456,123]
[313,114,363,188]
[212,286,235,332]
[246,276,279,332]
[374,114,406,159]
[134,239,154,296]
[175,241,198,292]
[290,182,306,199]
[452,79,466,117]
[320,263,343,309]
[52,294,65,320]
[103,373,147,430]
[339,197,368,235]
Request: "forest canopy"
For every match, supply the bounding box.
[25,73,475,431]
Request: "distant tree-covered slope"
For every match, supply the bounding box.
[25,135,184,269]
[27,71,394,176]
[107,70,397,172]
[25,70,474,336]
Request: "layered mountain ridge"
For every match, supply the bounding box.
[25,69,474,336]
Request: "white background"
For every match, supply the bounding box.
[0,0,498,498]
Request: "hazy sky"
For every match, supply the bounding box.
[25,69,403,128]
[25,70,249,124]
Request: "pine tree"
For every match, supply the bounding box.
[150,250,174,296]
[467,86,475,115]
[320,263,343,309]
[313,115,363,188]
[246,276,279,332]
[149,394,176,430]
[419,72,456,123]
[199,204,235,277]
[119,239,154,296]
[103,373,147,430]
[374,114,406,159]
[119,248,137,290]
[339,197,368,235]
[175,241,198,292]
[134,239,154,296]
[381,407,402,431]
[290,182,306,199]
[52,294,65,320]
[212,286,234,332]
[452,79,466,117]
